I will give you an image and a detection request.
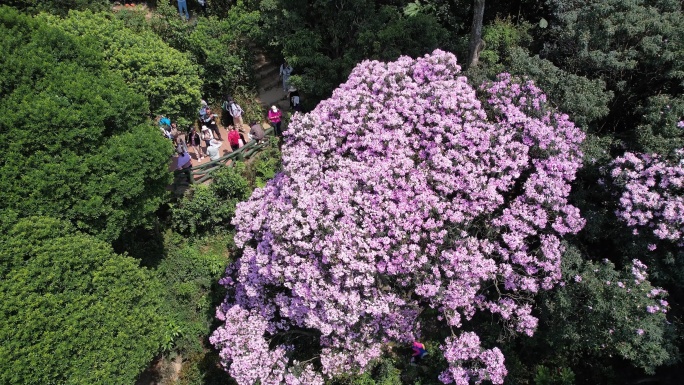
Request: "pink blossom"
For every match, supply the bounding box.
[212,50,585,384]
[610,151,684,242]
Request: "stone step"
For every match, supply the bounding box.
[253,59,273,72]
[259,78,283,94]
[256,65,280,82]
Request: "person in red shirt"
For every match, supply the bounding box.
[228,125,241,152]
[268,105,282,136]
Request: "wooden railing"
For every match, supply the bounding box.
[174,127,275,184]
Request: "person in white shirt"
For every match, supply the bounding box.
[207,139,223,161]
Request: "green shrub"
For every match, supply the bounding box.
[244,136,282,188]
[212,163,251,202]
[155,232,232,354]
[42,10,203,124]
[171,166,251,236]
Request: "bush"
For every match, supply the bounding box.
[171,165,251,236]
[6,0,109,16]
[154,232,232,354]
[243,136,282,188]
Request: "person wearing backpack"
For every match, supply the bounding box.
[201,125,214,157]
[227,99,244,128]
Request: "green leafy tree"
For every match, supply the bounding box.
[144,1,260,103]
[544,0,684,139]
[505,47,613,129]
[465,17,613,130]
[520,245,678,382]
[0,6,173,240]
[259,0,449,103]
[42,10,203,123]
[0,217,167,384]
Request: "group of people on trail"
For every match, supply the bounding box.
[159,93,284,170]
[157,30,298,170]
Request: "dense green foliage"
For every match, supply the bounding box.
[544,0,684,147]
[155,232,233,354]
[0,6,173,240]
[136,1,261,104]
[500,245,678,384]
[0,217,167,384]
[6,0,108,16]
[42,10,203,123]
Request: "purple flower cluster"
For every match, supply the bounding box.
[211,50,585,383]
[610,151,684,243]
[439,332,506,384]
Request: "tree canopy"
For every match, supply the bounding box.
[42,9,203,122]
[0,6,173,240]
[0,217,167,384]
[211,50,587,384]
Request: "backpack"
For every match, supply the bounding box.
[221,99,230,112]
[229,102,242,117]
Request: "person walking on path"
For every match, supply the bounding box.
[227,100,244,128]
[188,126,203,160]
[268,105,283,136]
[177,0,190,20]
[289,87,301,112]
[174,130,188,154]
[197,0,207,16]
[279,60,293,93]
[203,108,222,140]
[221,95,232,127]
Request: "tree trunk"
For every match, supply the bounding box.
[467,0,486,69]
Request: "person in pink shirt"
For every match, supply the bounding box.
[268,105,282,136]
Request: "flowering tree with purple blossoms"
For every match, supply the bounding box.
[610,150,684,246]
[211,50,586,384]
